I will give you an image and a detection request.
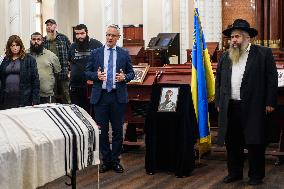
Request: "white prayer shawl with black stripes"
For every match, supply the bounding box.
[0,104,99,189]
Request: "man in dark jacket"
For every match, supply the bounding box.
[43,19,71,104]
[86,24,134,174]
[215,19,278,185]
[68,24,102,111]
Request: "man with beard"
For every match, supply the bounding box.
[68,24,102,111]
[43,19,71,104]
[215,19,278,185]
[28,32,61,103]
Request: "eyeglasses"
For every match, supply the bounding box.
[106,33,120,38]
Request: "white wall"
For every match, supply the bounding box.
[21,0,36,49]
[42,0,56,36]
[122,0,143,25]
[55,0,78,41]
[143,0,163,46]
[68,0,79,40]
[0,1,7,55]
[0,0,196,59]
[43,0,104,43]
[172,0,180,33]
[0,0,36,55]
[188,0,194,49]
[84,0,104,43]
[42,0,78,41]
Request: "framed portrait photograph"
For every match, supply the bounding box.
[129,65,149,84]
[157,87,179,112]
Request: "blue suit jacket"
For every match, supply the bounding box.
[85,46,135,104]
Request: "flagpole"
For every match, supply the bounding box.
[192,0,214,162]
[194,0,198,8]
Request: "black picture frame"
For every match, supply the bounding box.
[157,87,180,112]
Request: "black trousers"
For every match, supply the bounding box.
[94,90,126,165]
[225,100,266,180]
[70,85,89,112]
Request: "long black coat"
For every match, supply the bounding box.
[215,45,278,145]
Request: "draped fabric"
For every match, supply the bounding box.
[145,84,198,177]
[0,104,99,189]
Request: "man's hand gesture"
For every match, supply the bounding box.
[115,69,125,82]
[97,67,106,81]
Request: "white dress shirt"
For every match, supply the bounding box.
[231,43,251,100]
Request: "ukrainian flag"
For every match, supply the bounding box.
[191,7,215,156]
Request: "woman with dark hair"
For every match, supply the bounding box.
[0,35,40,109]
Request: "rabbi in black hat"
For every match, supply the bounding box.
[215,19,278,185]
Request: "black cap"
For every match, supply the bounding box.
[45,19,56,25]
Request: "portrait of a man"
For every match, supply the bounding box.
[158,87,179,112]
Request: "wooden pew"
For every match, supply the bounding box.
[187,42,220,63]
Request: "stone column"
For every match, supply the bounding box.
[102,0,113,44]
[162,0,172,33]
[9,0,21,36]
[143,0,149,47]
[198,0,222,47]
[143,0,163,48]
[116,0,123,46]
[102,0,123,46]
[8,0,37,47]
[179,0,190,64]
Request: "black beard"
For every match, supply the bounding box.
[76,35,89,51]
[30,42,44,54]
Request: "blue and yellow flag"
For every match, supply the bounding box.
[191,8,215,156]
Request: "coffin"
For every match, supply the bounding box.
[0,104,99,189]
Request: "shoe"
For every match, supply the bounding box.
[99,164,111,173]
[248,179,263,185]
[146,172,154,175]
[223,175,243,183]
[112,163,124,173]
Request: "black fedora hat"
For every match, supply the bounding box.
[223,19,258,38]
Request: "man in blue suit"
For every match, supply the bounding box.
[85,24,134,173]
